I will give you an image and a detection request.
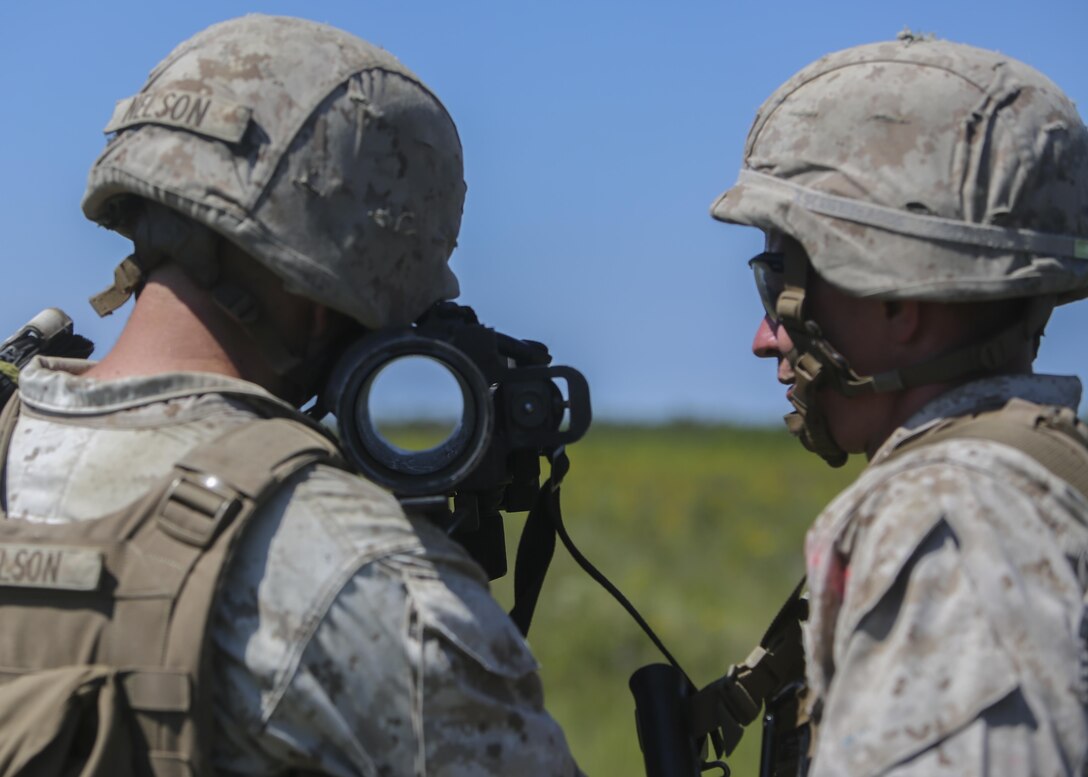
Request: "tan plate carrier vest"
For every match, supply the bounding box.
[0,396,342,777]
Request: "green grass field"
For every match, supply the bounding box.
[474,422,863,776]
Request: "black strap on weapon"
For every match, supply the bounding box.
[509,448,567,635]
[508,448,690,682]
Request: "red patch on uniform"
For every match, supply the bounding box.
[809,543,849,603]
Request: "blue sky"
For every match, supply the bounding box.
[2,0,1086,423]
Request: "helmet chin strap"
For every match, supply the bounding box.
[774,256,853,467]
[782,350,849,467]
[774,254,1054,468]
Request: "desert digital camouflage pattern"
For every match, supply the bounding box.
[6,358,579,776]
[711,34,1088,304]
[82,14,463,330]
[803,374,1088,776]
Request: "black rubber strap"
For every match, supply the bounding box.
[509,449,569,636]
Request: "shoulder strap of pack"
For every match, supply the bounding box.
[129,418,343,776]
[883,398,1088,502]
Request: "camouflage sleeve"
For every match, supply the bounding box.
[810,521,1021,776]
[807,454,1088,777]
[209,465,580,776]
[256,549,580,776]
[406,558,581,776]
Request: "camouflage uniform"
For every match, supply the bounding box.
[804,373,1088,776]
[7,356,578,776]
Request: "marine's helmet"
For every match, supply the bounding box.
[710,33,1088,464]
[82,14,465,334]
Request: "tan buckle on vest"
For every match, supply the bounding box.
[157,472,243,547]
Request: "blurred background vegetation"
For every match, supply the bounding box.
[480,422,864,776]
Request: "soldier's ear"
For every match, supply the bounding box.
[883,300,921,346]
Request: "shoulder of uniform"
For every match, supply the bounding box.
[807,448,1005,623]
[823,440,1018,544]
[286,459,402,511]
[249,458,488,579]
[810,432,1081,635]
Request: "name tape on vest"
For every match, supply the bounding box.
[0,544,102,591]
[104,90,253,144]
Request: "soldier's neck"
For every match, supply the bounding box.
[82,264,273,388]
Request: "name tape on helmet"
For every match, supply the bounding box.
[105,90,253,144]
[0,543,102,591]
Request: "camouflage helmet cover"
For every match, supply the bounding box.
[82,14,465,329]
[711,35,1088,304]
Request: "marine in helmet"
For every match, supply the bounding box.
[712,34,1088,775]
[0,14,578,775]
